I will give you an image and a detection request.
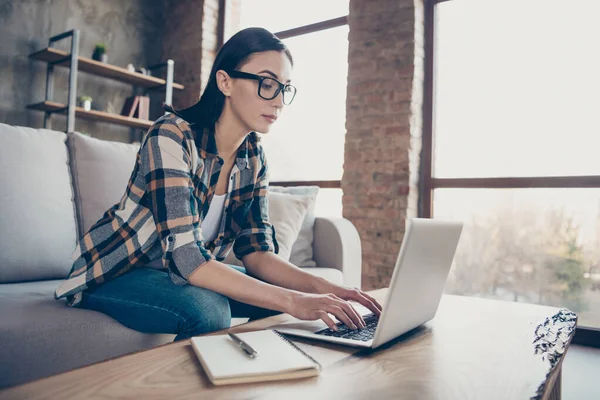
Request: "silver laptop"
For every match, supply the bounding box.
[271,218,463,349]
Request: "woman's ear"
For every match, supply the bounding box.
[216,70,233,96]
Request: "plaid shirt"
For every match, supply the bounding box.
[55,113,278,307]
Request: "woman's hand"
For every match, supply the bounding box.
[327,284,383,317]
[286,292,369,331]
[313,278,383,319]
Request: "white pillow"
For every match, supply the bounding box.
[224,191,312,266]
[270,186,319,267]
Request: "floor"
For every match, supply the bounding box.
[561,344,600,400]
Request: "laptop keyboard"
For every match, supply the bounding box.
[314,313,379,341]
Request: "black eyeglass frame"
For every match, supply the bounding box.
[226,70,297,105]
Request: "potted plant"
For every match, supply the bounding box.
[77,95,93,111]
[92,43,108,63]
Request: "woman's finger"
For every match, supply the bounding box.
[331,296,365,328]
[317,310,339,331]
[360,291,383,313]
[324,305,358,330]
[355,293,382,316]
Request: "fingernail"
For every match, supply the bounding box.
[333,326,339,331]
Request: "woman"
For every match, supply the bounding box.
[55,27,382,341]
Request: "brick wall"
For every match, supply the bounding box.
[162,0,203,109]
[163,0,241,108]
[163,0,222,109]
[343,0,425,290]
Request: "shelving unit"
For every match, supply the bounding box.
[27,29,184,138]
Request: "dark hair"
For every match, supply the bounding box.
[164,27,293,128]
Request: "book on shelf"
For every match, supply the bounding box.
[120,95,149,120]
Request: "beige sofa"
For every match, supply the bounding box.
[0,123,362,389]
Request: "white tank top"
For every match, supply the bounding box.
[200,193,226,242]
[145,193,227,269]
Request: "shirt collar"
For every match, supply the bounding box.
[195,126,252,170]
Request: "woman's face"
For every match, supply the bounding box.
[225,51,293,134]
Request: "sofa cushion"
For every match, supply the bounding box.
[270,186,319,267]
[68,131,141,235]
[0,280,174,388]
[0,124,78,283]
[224,191,312,266]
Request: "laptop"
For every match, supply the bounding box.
[271,218,463,349]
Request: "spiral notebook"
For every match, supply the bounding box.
[190,329,322,386]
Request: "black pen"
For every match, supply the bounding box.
[228,332,259,358]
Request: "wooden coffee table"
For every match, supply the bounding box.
[0,288,576,400]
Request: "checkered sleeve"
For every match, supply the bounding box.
[233,149,279,259]
[140,120,215,285]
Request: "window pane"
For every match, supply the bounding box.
[433,0,600,178]
[239,0,349,33]
[433,188,600,329]
[260,26,348,181]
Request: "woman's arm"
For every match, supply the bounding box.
[188,258,367,330]
[243,251,383,318]
[188,259,295,313]
[242,251,331,294]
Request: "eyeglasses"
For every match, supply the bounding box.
[227,70,297,105]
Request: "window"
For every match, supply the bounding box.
[433,0,600,179]
[426,0,600,330]
[435,188,600,329]
[238,1,349,217]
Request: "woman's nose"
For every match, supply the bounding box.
[272,90,285,108]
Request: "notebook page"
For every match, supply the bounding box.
[191,330,316,379]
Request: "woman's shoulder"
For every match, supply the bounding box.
[146,113,195,142]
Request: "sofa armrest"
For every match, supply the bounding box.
[312,217,362,289]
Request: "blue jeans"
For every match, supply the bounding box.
[78,265,282,342]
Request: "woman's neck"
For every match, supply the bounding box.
[213,104,248,160]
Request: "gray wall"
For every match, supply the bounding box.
[0,0,167,142]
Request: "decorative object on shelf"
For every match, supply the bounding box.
[106,100,118,115]
[126,63,135,73]
[92,43,108,63]
[135,67,151,76]
[77,95,93,111]
[121,95,150,120]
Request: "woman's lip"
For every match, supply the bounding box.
[262,115,276,123]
